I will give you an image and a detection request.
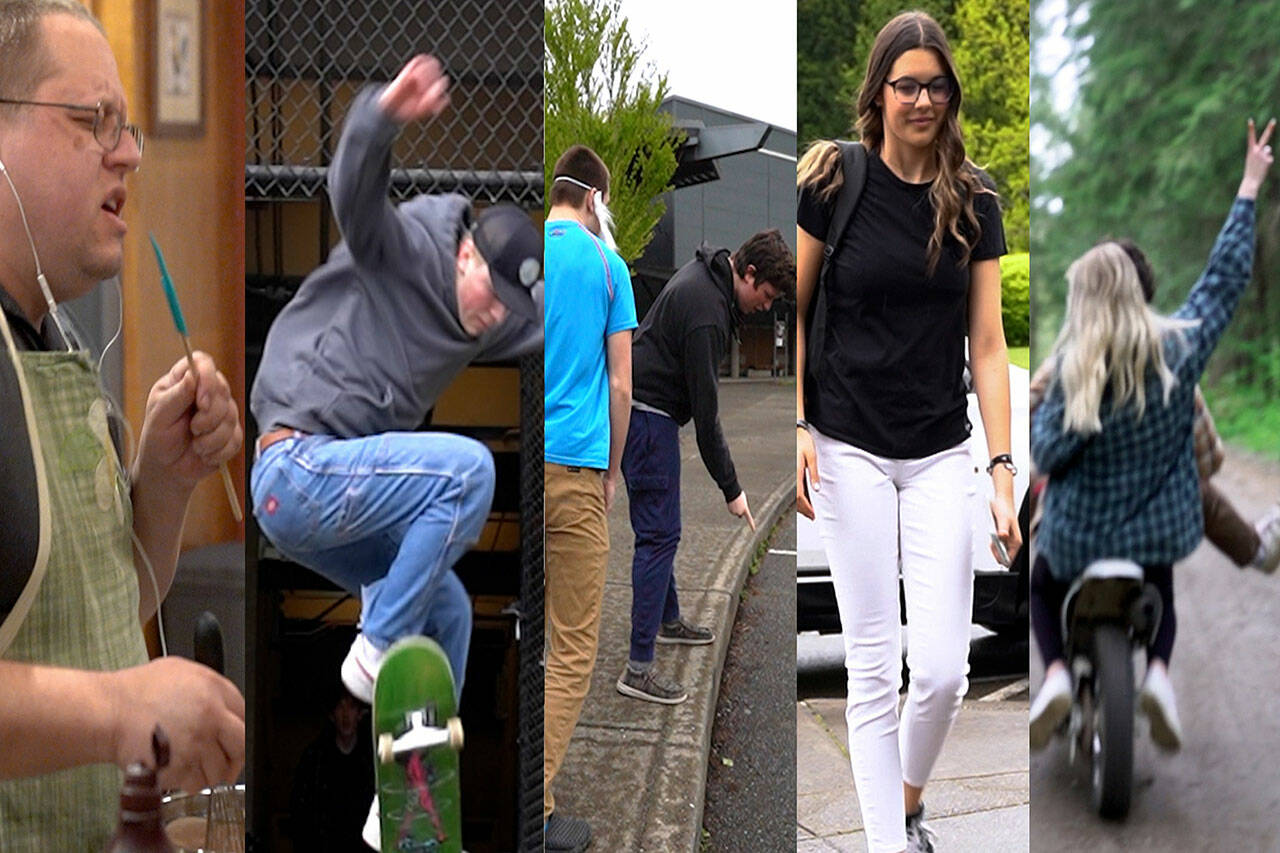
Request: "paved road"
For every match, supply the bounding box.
[1029,449,1280,851]
[701,511,796,852]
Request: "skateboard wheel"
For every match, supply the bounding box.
[448,717,464,751]
[378,732,394,763]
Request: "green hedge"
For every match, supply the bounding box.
[1000,252,1030,347]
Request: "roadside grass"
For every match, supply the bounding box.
[1009,347,1030,369]
[1205,380,1280,461]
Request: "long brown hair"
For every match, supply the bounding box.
[798,10,989,274]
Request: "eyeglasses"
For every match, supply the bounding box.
[0,98,144,156]
[885,76,954,106]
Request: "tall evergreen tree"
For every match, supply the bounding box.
[1033,0,1280,388]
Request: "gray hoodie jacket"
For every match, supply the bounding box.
[251,86,541,438]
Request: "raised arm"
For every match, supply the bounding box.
[1172,118,1273,378]
[329,55,451,270]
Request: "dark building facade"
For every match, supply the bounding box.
[634,96,797,377]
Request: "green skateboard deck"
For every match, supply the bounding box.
[373,636,464,853]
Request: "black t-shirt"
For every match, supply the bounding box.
[798,150,1006,458]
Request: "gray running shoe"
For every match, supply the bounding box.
[657,618,714,645]
[905,803,938,853]
[545,812,592,853]
[616,666,688,704]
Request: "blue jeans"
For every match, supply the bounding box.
[251,432,495,696]
[621,410,682,664]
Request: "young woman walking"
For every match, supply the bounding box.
[796,11,1021,852]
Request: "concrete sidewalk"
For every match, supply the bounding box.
[553,379,794,852]
[797,682,1030,851]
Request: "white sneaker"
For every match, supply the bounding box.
[341,633,386,705]
[1251,504,1280,574]
[1139,663,1183,752]
[361,795,380,850]
[1030,665,1072,751]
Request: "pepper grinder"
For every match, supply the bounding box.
[102,726,176,852]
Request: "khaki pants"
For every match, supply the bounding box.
[543,463,610,817]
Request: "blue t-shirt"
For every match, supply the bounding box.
[544,219,637,468]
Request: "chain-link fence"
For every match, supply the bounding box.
[246,0,543,205]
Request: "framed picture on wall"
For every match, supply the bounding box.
[151,0,203,136]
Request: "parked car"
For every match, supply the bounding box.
[797,362,1030,637]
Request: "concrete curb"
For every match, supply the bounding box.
[678,473,795,853]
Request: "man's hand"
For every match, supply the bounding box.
[603,468,620,513]
[108,657,245,792]
[379,54,451,124]
[134,352,241,491]
[1239,117,1275,200]
[728,490,756,531]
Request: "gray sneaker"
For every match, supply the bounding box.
[905,803,938,853]
[657,618,714,645]
[545,812,591,853]
[616,666,688,704]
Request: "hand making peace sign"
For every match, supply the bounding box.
[1240,116,1275,200]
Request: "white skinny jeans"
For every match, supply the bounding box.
[811,428,974,853]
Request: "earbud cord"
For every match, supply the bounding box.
[0,158,73,349]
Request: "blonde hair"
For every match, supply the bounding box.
[797,11,990,275]
[1051,242,1197,434]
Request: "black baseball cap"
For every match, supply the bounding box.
[472,204,542,322]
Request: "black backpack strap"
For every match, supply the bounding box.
[819,141,867,290]
[804,140,867,401]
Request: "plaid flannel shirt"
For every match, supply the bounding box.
[1032,198,1255,581]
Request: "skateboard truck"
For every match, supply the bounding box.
[379,709,464,763]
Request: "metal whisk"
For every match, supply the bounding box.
[194,612,245,852]
[204,784,245,852]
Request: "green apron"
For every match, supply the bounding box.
[0,315,150,852]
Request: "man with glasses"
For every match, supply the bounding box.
[0,2,244,849]
[616,230,794,704]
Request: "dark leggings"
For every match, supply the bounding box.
[1030,554,1176,669]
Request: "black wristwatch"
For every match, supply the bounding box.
[986,453,1017,476]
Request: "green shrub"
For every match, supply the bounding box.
[1000,252,1030,347]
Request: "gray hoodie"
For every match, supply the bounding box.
[251,86,542,438]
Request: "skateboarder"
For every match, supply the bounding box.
[249,53,542,848]
[0,2,244,847]
[616,230,794,703]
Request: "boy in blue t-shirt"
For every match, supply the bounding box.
[542,144,636,853]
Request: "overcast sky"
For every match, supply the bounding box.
[614,0,797,132]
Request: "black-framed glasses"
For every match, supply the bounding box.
[885,76,954,105]
[0,98,144,155]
